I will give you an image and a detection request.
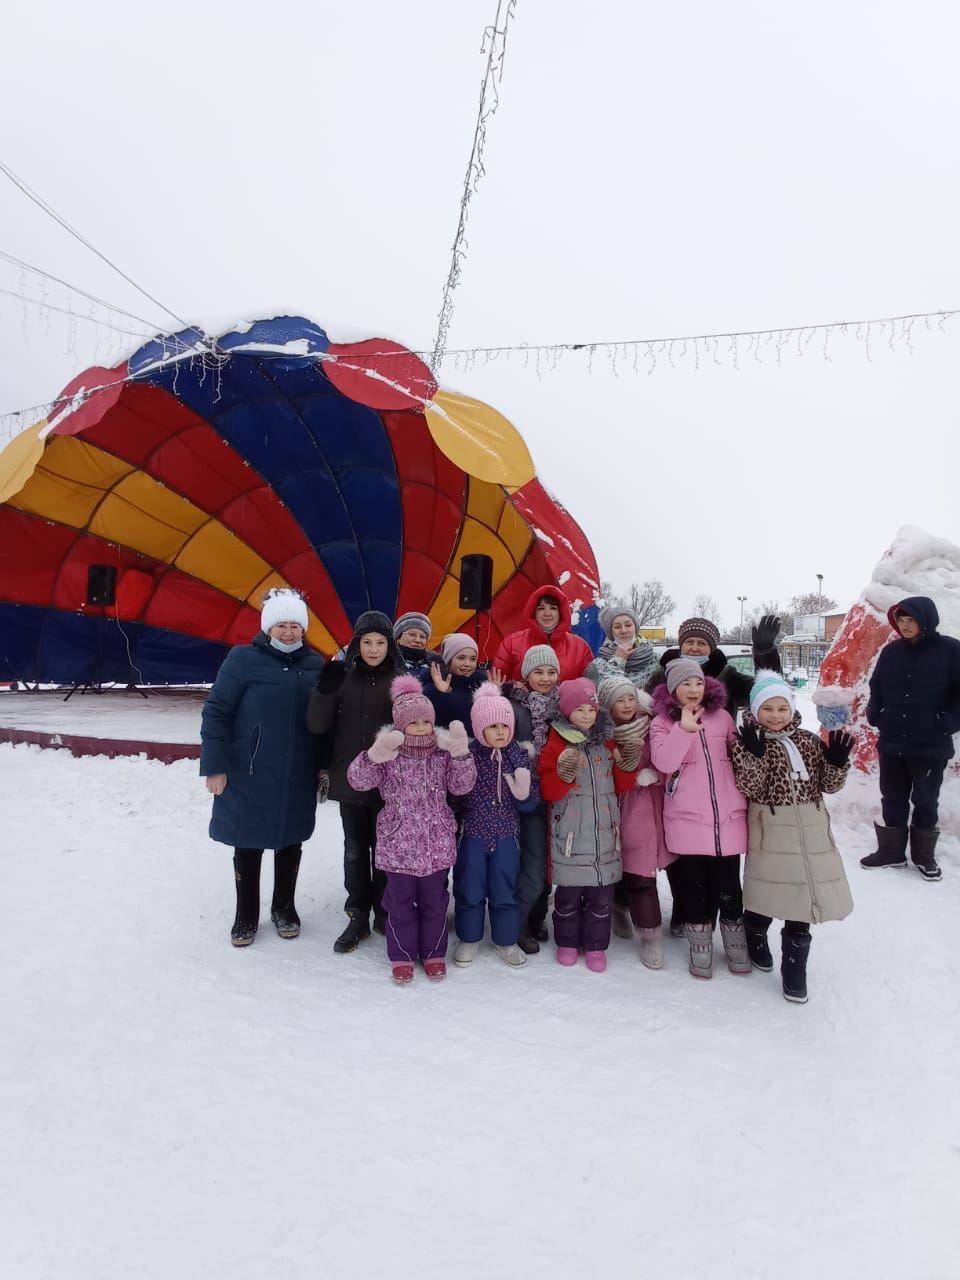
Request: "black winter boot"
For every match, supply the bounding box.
[860,822,908,869]
[744,914,773,972]
[372,910,388,936]
[231,849,263,946]
[333,912,371,954]
[909,827,942,881]
[517,930,540,955]
[270,844,302,938]
[781,928,811,1004]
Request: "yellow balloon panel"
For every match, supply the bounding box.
[8,466,107,528]
[424,391,536,488]
[176,522,273,602]
[0,422,47,506]
[113,471,210,537]
[91,494,196,566]
[41,436,134,489]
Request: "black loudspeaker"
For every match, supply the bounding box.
[458,554,493,611]
[86,564,117,607]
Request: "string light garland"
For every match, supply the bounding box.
[0,249,170,332]
[1,304,956,444]
[426,307,959,377]
[431,0,517,372]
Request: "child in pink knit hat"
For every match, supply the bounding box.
[452,683,536,969]
[347,675,476,985]
[537,679,638,972]
[423,633,490,730]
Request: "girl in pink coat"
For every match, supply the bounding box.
[649,658,750,981]
[347,675,477,985]
[598,676,674,970]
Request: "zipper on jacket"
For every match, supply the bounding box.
[786,766,821,923]
[700,728,722,855]
[588,750,603,883]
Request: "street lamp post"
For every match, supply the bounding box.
[737,595,747,643]
[816,574,824,629]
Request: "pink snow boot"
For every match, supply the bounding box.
[391,962,415,985]
[556,946,578,966]
[584,950,607,973]
[423,959,446,981]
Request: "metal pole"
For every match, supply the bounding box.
[737,595,747,642]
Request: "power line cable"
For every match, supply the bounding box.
[0,156,190,329]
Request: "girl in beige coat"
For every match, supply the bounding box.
[731,672,854,1004]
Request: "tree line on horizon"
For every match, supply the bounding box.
[598,580,840,643]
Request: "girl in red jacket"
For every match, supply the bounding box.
[492,586,593,684]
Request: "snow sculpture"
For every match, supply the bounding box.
[813,526,960,773]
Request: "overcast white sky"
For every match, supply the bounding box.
[2,0,958,630]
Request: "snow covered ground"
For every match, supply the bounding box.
[3,697,959,1280]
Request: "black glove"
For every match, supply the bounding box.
[316,660,347,694]
[752,614,781,653]
[738,722,766,757]
[823,730,854,767]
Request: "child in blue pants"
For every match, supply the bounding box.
[453,682,535,969]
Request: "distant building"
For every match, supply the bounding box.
[782,612,847,675]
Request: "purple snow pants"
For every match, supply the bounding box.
[552,884,615,952]
[383,869,449,963]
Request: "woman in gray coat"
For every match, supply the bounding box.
[200,589,324,946]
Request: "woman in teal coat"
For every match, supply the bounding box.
[200,589,324,946]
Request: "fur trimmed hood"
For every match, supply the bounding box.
[652,675,728,721]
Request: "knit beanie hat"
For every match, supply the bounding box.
[521,644,560,679]
[665,657,705,695]
[470,681,515,742]
[390,674,436,731]
[597,674,638,712]
[261,588,308,633]
[678,617,720,650]
[393,611,432,642]
[749,671,796,719]
[353,610,393,641]
[558,677,599,719]
[599,604,640,639]
[441,633,478,666]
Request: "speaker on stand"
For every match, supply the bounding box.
[64,565,118,701]
[458,554,494,649]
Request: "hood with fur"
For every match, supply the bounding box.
[652,675,728,721]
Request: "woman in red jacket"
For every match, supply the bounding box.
[492,586,593,683]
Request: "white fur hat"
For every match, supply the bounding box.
[261,588,308,633]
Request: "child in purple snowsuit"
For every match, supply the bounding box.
[453,682,535,970]
[347,675,476,985]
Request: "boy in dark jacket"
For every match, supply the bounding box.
[861,596,960,880]
[307,611,404,951]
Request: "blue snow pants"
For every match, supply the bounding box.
[454,836,521,945]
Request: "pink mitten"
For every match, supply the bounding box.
[445,720,470,758]
[505,766,531,801]
[368,727,404,764]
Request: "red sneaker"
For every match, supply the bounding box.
[423,959,446,982]
[391,962,415,985]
